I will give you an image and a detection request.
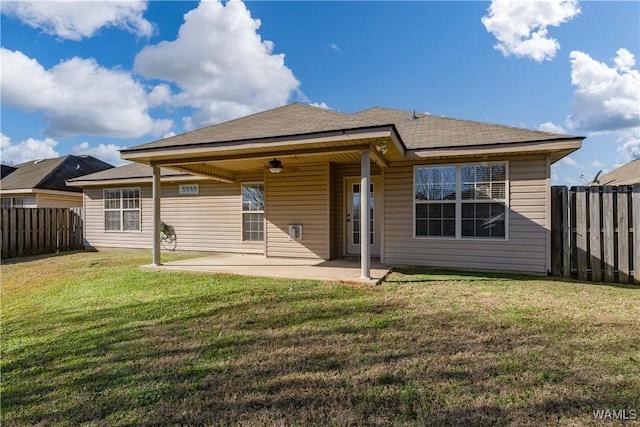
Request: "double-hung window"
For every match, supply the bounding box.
[104,188,140,231]
[242,183,264,242]
[414,162,507,239]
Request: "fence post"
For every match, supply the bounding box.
[633,185,639,285]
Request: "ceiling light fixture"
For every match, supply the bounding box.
[268,158,282,173]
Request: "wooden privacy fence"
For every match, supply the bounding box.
[551,185,639,284]
[0,207,84,259]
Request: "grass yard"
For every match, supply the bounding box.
[2,251,639,426]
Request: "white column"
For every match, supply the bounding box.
[152,165,161,266]
[360,149,370,279]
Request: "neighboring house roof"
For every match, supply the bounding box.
[67,162,194,186]
[122,103,583,154]
[0,155,113,193]
[1,165,17,179]
[597,159,640,185]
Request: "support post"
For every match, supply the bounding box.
[152,165,161,266]
[360,149,370,279]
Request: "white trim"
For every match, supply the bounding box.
[67,175,202,187]
[103,187,142,233]
[121,129,394,161]
[0,188,83,197]
[408,139,582,159]
[412,161,510,241]
[240,181,265,243]
[343,175,382,257]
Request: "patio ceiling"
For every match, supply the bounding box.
[124,135,404,183]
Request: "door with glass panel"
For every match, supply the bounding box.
[345,177,380,256]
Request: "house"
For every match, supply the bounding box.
[68,103,584,277]
[0,155,113,208]
[1,164,17,179]
[596,158,640,185]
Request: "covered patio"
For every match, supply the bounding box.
[141,253,391,285]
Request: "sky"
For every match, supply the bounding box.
[1,0,638,186]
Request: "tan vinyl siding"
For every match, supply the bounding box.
[383,156,550,274]
[36,193,83,208]
[265,163,329,259]
[83,171,264,253]
[329,163,338,259]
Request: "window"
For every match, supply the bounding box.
[1,197,24,208]
[414,163,507,239]
[242,183,264,241]
[104,188,140,231]
[461,164,506,238]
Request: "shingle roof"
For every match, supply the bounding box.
[1,165,17,179]
[122,103,583,154]
[126,103,377,152]
[597,159,640,185]
[67,162,189,183]
[0,155,113,192]
[352,107,577,149]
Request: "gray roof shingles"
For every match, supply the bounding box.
[68,162,189,182]
[0,155,113,192]
[122,103,583,154]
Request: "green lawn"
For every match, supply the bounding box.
[2,251,639,426]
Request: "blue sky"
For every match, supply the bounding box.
[1,0,638,185]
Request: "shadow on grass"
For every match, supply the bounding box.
[386,267,640,290]
[4,277,639,426]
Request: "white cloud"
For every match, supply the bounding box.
[330,43,340,52]
[1,0,153,41]
[561,156,578,167]
[591,160,604,168]
[134,0,299,128]
[0,133,60,165]
[481,0,580,62]
[70,142,129,166]
[538,121,566,133]
[0,48,172,139]
[148,84,173,108]
[310,102,330,109]
[617,136,640,161]
[567,49,640,132]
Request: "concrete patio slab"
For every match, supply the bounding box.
[142,253,391,284]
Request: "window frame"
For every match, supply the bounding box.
[413,162,509,241]
[241,182,265,243]
[1,197,24,208]
[103,187,141,233]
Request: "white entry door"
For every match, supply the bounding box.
[346,177,380,256]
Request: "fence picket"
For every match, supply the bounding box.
[602,187,615,282]
[0,207,84,259]
[575,188,588,281]
[617,189,630,283]
[633,185,639,285]
[552,185,635,284]
[589,187,602,281]
[1,208,9,257]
